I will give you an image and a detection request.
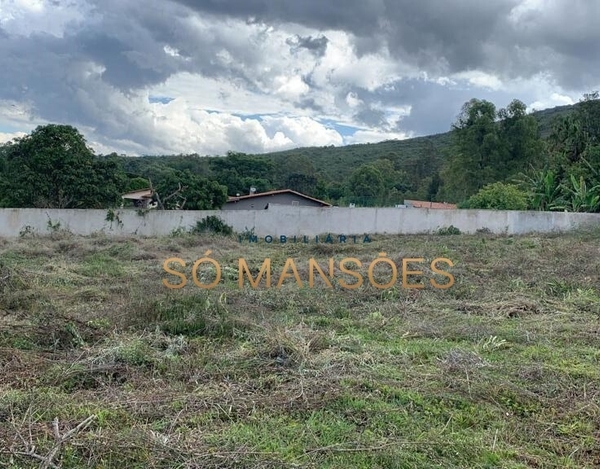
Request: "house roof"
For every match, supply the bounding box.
[121,188,154,200]
[227,189,331,206]
[404,199,457,209]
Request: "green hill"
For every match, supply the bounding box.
[259,103,575,181]
[125,103,575,181]
[116,101,583,206]
[261,133,451,183]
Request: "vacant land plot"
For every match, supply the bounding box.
[1,228,599,468]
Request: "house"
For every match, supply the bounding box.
[404,199,457,209]
[223,189,331,210]
[121,188,156,209]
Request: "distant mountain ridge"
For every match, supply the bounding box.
[116,101,581,207]
[257,102,576,182]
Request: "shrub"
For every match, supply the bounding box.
[192,216,233,236]
[462,182,529,210]
[437,225,461,235]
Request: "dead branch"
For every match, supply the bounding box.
[148,179,187,210]
[148,178,164,210]
[7,413,96,469]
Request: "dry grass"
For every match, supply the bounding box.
[1,228,600,468]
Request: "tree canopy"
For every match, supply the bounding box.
[151,169,228,210]
[441,99,544,203]
[461,182,529,210]
[0,124,127,208]
[2,94,598,213]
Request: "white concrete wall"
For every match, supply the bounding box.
[0,205,598,238]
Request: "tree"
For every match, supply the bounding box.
[549,114,585,164]
[151,169,228,210]
[0,124,127,208]
[442,99,500,202]
[326,181,347,201]
[313,178,330,201]
[442,98,546,204]
[461,182,528,210]
[347,164,385,206]
[497,99,545,173]
[285,173,318,195]
[125,176,152,192]
[269,154,318,195]
[209,151,275,195]
[578,91,600,148]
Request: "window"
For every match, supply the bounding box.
[291,201,299,206]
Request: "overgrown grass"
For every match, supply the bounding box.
[1,228,599,468]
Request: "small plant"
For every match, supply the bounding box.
[192,216,233,236]
[380,286,400,301]
[238,226,257,241]
[170,226,187,237]
[65,322,86,348]
[478,335,508,351]
[476,227,492,234]
[105,208,124,228]
[47,218,61,232]
[436,225,461,235]
[19,225,36,237]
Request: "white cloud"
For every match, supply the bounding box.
[508,0,545,24]
[0,0,90,37]
[75,93,344,155]
[344,129,413,145]
[1,0,598,157]
[0,131,27,144]
[345,92,362,108]
[528,92,575,111]
[13,0,44,12]
[261,116,343,148]
[309,30,414,92]
[451,71,504,91]
[272,75,310,100]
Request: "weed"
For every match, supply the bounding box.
[169,226,187,237]
[436,225,462,235]
[478,335,508,351]
[238,226,257,241]
[105,208,124,228]
[192,215,233,236]
[47,217,61,232]
[19,225,36,238]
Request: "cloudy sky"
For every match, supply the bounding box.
[0,0,598,156]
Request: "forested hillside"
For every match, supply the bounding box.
[1,95,598,212]
[117,97,594,209]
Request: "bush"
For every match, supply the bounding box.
[192,216,233,236]
[462,182,528,210]
[437,225,462,235]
